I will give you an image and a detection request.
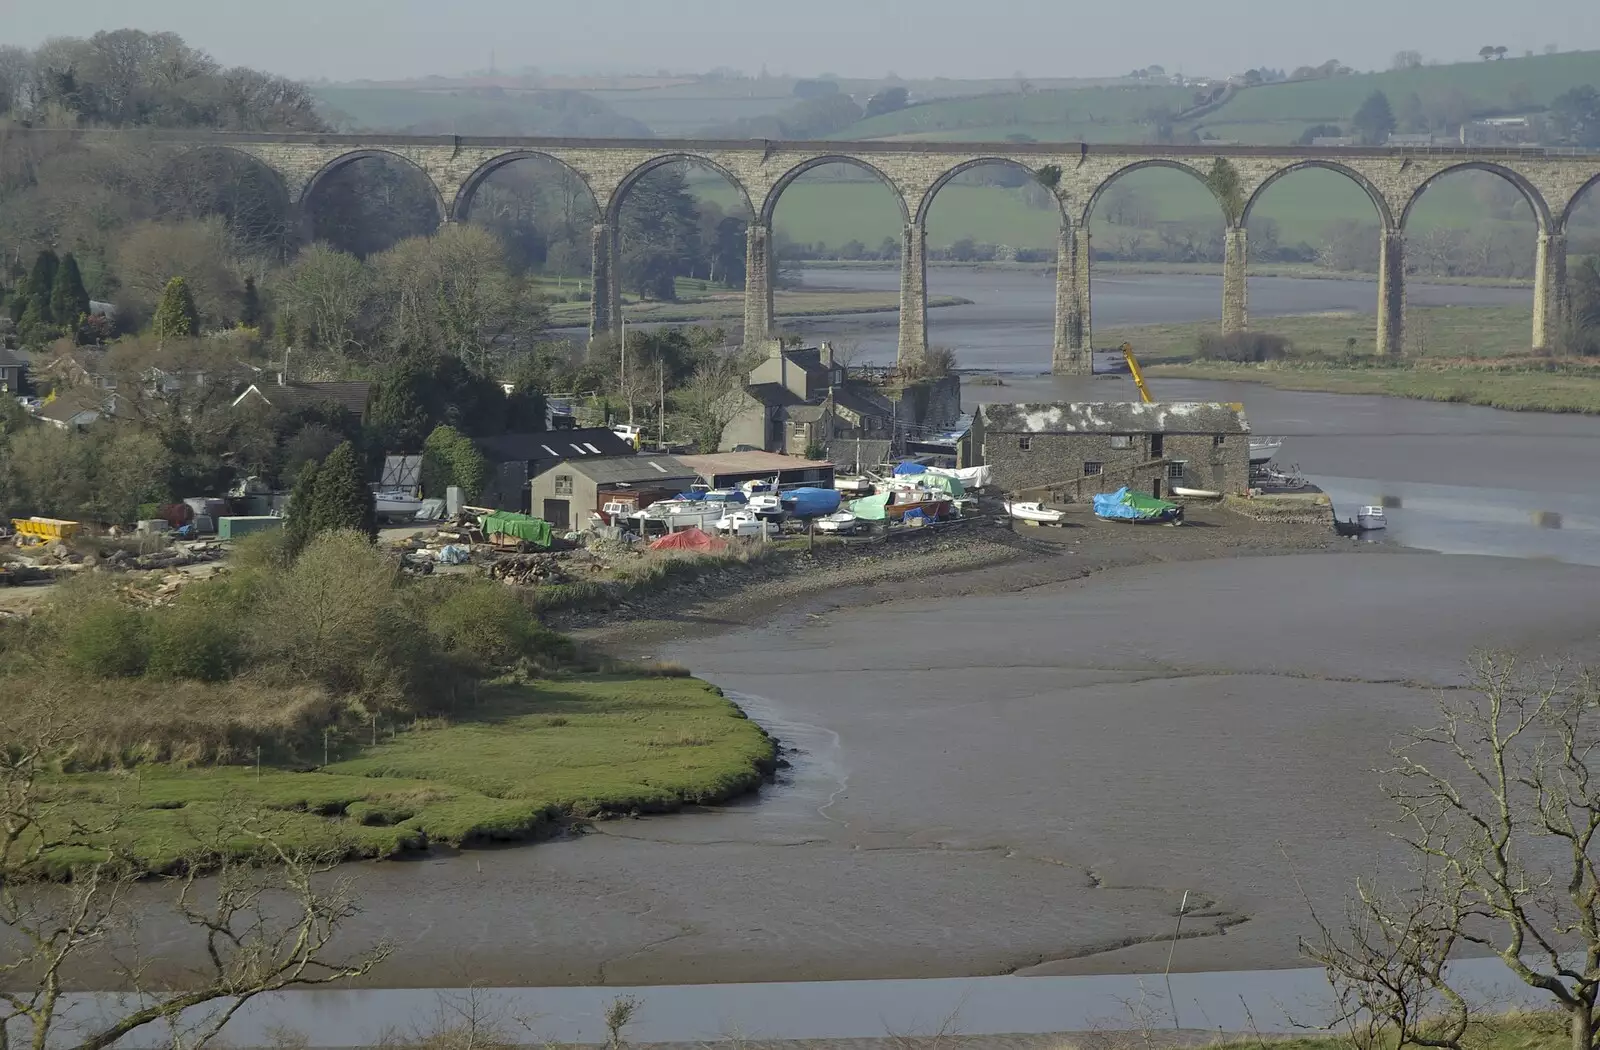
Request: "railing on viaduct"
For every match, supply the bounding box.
[12,130,1599,372]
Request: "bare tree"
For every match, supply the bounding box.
[0,701,391,1050]
[672,347,754,452]
[1305,655,1600,1050]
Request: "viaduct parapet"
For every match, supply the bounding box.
[20,130,1599,371]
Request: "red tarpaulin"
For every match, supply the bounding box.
[647,527,728,552]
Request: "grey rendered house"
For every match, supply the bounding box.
[975,402,1252,502]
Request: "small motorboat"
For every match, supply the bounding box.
[1170,487,1222,499]
[813,511,861,535]
[1357,506,1388,530]
[1004,501,1068,526]
[835,475,875,495]
[746,494,785,521]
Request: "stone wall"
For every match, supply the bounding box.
[986,430,1249,501]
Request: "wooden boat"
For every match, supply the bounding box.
[1170,487,1222,499]
[884,490,952,522]
[1003,501,1067,526]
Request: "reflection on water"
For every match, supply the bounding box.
[1313,475,1600,566]
[48,956,1549,1046]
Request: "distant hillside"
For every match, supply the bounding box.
[1195,50,1600,143]
[817,51,1600,144]
[312,86,653,137]
[837,85,1193,142]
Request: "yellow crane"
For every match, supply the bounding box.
[1119,342,1155,403]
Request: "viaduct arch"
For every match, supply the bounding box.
[39,129,1599,372]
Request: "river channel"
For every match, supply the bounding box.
[91,272,1600,1044]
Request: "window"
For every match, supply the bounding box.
[1083,461,1103,476]
[1166,462,1186,481]
[1213,434,1227,447]
[1018,436,1032,451]
[553,474,573,495]
[1109,435,1132,450]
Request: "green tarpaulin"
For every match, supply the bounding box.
[917,474,965,497]
[848,493,890,521]
[482,511,553,547]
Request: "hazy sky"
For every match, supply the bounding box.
[9,0,1599,82]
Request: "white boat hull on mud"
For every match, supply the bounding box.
[1249,438,1283,464]
[1004,501,1067,525]
[814,511,861,534]
[1171,487,1222,499]
[1357,506,1388,530]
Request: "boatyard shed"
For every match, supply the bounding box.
[528,455,698,532]
[676,450,836,491]
[476,428,637,514]
[976,402,1251,501]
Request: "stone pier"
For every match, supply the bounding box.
[1532,231,1569,352]
[588,223,620,348]
[1376,229,1406,356]
[1222,226,1248,335]
[1053,224,1090,374]
[898,222,928,369]
[743,222,776,347]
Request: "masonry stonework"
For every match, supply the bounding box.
[1222,226,1248,335]
[31,132,1597,366]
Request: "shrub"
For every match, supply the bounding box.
[426,580,575,674]
[253,529,425,705]
[146,603,241,682]
[62,602,149,678]
[1197,331,1292,362]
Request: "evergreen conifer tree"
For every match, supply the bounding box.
[24,250,59,324]
[50,253,91,329]
[283,460,322,557]
[152,277,199,342]
[240,276,262,328]
[309,441,376,540]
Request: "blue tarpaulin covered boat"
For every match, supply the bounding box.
[1092,487,1184,524]
[781,487,844,518]
[892,462,928,476]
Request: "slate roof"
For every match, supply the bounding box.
[744,382,806,408]
[0,348,25,368]
[979,402,1251,435]
[561,456,698,486]
[476,428,635,462]
[677,451,835,475]
[234,381,373,415]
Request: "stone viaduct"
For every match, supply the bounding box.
[23,130,1600,372]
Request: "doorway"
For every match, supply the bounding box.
[1151,433,1164,458]
[543,499,571,530]
[1152,479,1163,499]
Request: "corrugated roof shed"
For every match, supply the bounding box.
[677,451,835,475]
[477,428,634,462]
[979,402,1250,435]
[562,456,699,485]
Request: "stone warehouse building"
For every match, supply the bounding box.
[976,402,1252,502]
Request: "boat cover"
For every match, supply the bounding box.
[481,511,554,547]
[1091,487,1181,521]
[781,487,842,517]
[848,493,891,521]
[892,462,928,476]
[926,464,991,489]
[916,473,966,497]
[648,527,727,552]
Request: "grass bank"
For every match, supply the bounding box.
[1118,306,1600,415]
[37,674,776,877]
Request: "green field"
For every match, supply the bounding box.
[39,675,776,876]
[1199,50,1600,140]
[838,85,1193,142]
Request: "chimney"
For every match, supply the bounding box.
[820,341,834,368]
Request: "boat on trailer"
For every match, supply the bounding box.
[1249,438,1283,465]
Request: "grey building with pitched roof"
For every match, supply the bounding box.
[976,401,1252,501]
[527,454,698,532]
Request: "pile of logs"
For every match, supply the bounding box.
[486,555,572,586]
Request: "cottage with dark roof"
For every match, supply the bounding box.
[0,348,26,395]
[976,401,1251,501]
[231,378,374,419]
